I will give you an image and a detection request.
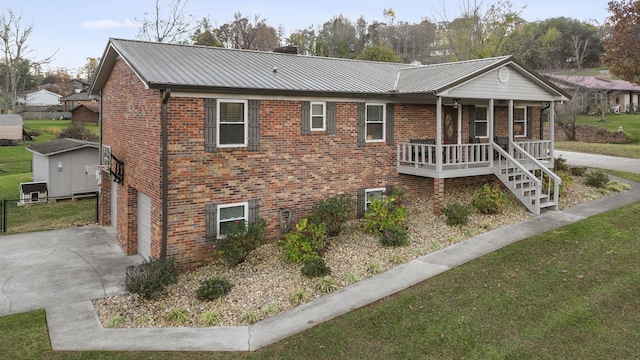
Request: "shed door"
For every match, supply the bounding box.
[137,192,152,260]
[110,182,117,229]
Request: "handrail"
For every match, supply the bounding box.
[492,143,543,215]
[512,141,561,210]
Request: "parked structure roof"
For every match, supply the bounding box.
[27,138,99,157]
[0,114,23,126]
[544,74,640,93]
[92,38,568,100]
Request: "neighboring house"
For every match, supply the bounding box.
[0,114,23,140]
[71,104,100,124]
[545,71,640,113]
[26,138,100,198]
[17,89,62,106]
[60,92,100,111]
[91,38,569,267]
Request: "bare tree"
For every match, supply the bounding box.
[137,0,193,43]
[217,13,278,50]
[568,35,589,70]
[1,8,54,113]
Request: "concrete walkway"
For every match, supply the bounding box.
[557,150,640,173]
[2,152,639,352]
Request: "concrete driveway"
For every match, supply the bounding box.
[0,226,140,317]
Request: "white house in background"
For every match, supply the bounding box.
[0,114,23,140]
[26,138,100,198]
[17,89,62,106]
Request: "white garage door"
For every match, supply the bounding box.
[110,182,117,229]
[137,192,152,260]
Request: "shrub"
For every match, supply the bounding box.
[277,218,328,263]
[570,166,588,177]
[607,179,631,192]
[585,171,609,188]
[554,156,570,173]
[125,257,180,300]
[289,290,311,306]
[308,194,355,236]
[195,277,234,301]
[441,202,471,226]
[166,308,190,325]
[363,188,408,234]
[199,310,220,326]
[262,302,279,315]
[301,256,332,278]
[212,218,267,267]
[315,276,340,293]
[241,309,259,324]
[473,183,510,214]
[57,122,98,141]
[106,316,124,328]
[379,224,410,247]
[389,254,407,265]
[367,262,385,274]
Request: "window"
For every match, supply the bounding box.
[217,100,247,147]
[513,107,526,137]
[474,106,488,138]
[365,188,386,209]
[310,102,326,131]
[217,202,248,238]
[366,104,385,141]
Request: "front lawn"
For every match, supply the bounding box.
[1,201,638,359]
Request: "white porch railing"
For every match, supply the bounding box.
[513,140,552,162]
[397,142,492,167]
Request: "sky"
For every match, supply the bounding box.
[2,0,611,78]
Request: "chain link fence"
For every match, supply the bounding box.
[0,194,98,234]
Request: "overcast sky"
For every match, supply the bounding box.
[2,0,610,77]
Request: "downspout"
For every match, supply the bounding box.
[540,102,551,140]
[160,88,171,260]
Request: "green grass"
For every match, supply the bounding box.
[556,141,640,159]
[3,198,97,234]
[1,201,638,359]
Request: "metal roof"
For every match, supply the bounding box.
[0,114,24,126]
[544,74,640,92]
[92,38,567,99]
[27,138,99,157]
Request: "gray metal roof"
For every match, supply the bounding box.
[92,38,567,99]
[27,138,99,157]
[0,114,23,126]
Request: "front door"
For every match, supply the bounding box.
[444,106,458,144]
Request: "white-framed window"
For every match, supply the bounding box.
[217,99,248,147]
[365,187,386,209]
[366,103,385,142]
[217,202,248,237]
[101,145,112,167]
[474,106,488,138]
[310,102,326,131]
[513,107,527,137]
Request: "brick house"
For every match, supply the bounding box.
[91,39,570,268]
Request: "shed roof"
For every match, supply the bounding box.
[71,104,100,113]
[92,38,569,100]
[27,138,99,157]
[0,114,24,126]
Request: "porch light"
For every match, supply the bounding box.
[453,99,461,109]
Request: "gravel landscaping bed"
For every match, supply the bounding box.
[94,176,612,328]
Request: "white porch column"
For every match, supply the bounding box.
[549,101,555,160]
[436,97,443,173]
[489,98,494,166]
[508,99,514,153]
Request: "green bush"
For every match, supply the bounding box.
[195,277,234,301]
[441,202,471,226]
[585,171,609,188]
[379,224,410,247]
[277,218,328,263]
[301,256,332,278]
[308,194,355,237]
[363,188,408,234]
[212,218,267,267]
[570,166,588,177]
[125,257,180,300]
[554,156,570,173]
[473,183,510,214]
[57,122,98,142]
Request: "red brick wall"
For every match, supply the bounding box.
[71,106,99,124]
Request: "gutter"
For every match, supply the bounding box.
[160,88,171,259]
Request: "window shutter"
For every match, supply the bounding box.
[204,98,217,153]
[249,100,260,151]
[526,107,533,138]
[301,101,311,135]
[385,185,394,195]
[469,106,476,140]
[205,202,217,241]
[248,198,259,223]
[386,103,395,145]
[327,102,336,134]
[356,188,365,218]
[357,103,366,147]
